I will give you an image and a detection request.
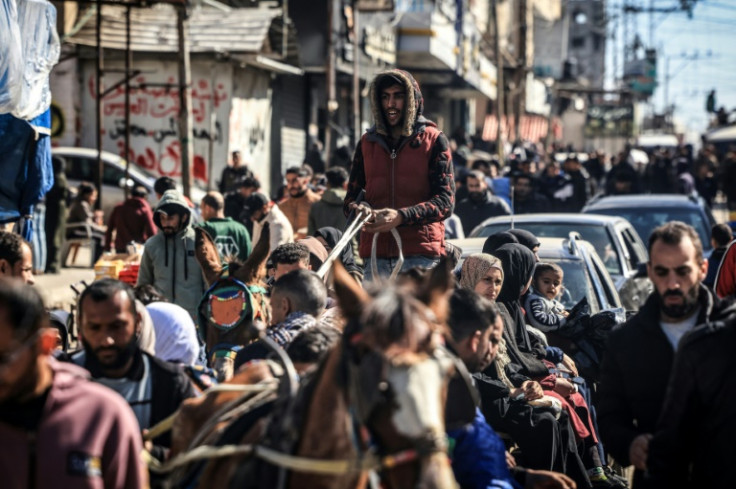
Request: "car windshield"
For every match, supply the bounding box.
[590,207,712,252]
[544,258,600,313]
[473,223,623,276]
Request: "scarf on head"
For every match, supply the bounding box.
[508,229,541,252]
[459,253,504,291]
[482,231,519,256]
[493,244,539,356]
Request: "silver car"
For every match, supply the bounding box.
[52,147,205,220]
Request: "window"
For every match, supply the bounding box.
[571,36,585,49]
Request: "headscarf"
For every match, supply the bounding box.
[508,229,541,251]
[494,244,536,304]
[482,231,519,256]
[459,253,504,293]
[492,243,548,378]
[314,227,362,278]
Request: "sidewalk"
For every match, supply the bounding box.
[35,265,95,310]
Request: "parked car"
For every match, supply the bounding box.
[582,194,716,258]
[450,235,623,315]
[467,214,651,311]
[52,147,204,220]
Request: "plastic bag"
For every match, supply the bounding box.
[0,0,59,120]
[0,0,24,113]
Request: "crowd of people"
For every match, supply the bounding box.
[1,68,734,489]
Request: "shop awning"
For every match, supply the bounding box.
[66,4,299,66]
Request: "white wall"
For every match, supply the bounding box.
[80,59,233,191]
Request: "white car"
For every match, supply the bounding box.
[52,147,204,220]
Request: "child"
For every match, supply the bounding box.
[524,262,569,332]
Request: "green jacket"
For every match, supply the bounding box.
[137,190,205,320]
[197,217,252,262]
[307,188,347,235]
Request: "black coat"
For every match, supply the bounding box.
[598,285,736,488]
[647,315,736,489]
[454,190,510,235]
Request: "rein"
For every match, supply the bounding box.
[147,441,422,476]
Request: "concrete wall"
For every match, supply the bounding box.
[80,58,235,190]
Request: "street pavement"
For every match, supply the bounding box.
[35,265,95,310]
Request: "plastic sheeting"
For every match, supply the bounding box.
[0,0,60,120]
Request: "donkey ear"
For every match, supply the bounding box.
[332,260,369,320]
[194,227,222,286]
[418,257,454,323]
[234,223,270,284]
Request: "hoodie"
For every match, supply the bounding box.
[137,190,206,319]
[104,196,157,252]
[344,69,455,259]
[307,188,347,235]
[0,358,147,489]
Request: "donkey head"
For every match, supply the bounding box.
[195,224,272,381]
[333,259,461,489]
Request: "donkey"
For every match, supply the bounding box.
[194,224,271,381]
[168,260,466,489]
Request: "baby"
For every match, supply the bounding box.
[524,262,569,332]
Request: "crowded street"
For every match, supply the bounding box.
[2,1,736,489]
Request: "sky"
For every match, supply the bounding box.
[606,0,736,135]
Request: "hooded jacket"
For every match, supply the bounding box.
[137,190,206,319]
[598,284,736,489]
[308,188,347,235]
[0,358,147,489]
[104,196,157,252]
[344,69,455,259]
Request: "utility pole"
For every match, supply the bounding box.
[176,4,193,198]
[493,0,505,162]
[124,5,132,199]
[514,0,527,143]
[325,0,337,167]
[95,0,104,211]
[352,2,361,147]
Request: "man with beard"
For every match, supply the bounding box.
[71,278,195,459]
[454,170,510,234]
[278,166,321,240]
[0,279,147,488]
[512,174,550,215]
[137,189,206,320]
[598,221,736,489]
[344,69,455,281]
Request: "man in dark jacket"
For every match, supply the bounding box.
[598,221,736,489]
[344,69,454,281]
[104,185,157,253]
[308,166,348,235]
[71,279,196,459]
[512,174,550,215]
[455,170,510,234]
[646,311,736,489]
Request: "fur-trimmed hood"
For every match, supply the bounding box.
[369,69,425,138]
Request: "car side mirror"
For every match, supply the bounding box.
[634,262,648,278]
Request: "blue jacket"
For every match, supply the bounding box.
[447,408,522,489]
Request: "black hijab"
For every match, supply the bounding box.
[508,229,541,252]
[314,227,362,277]
[482,231,519,255]
[493,243,547,377]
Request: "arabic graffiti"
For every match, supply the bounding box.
[86,65,232,185]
